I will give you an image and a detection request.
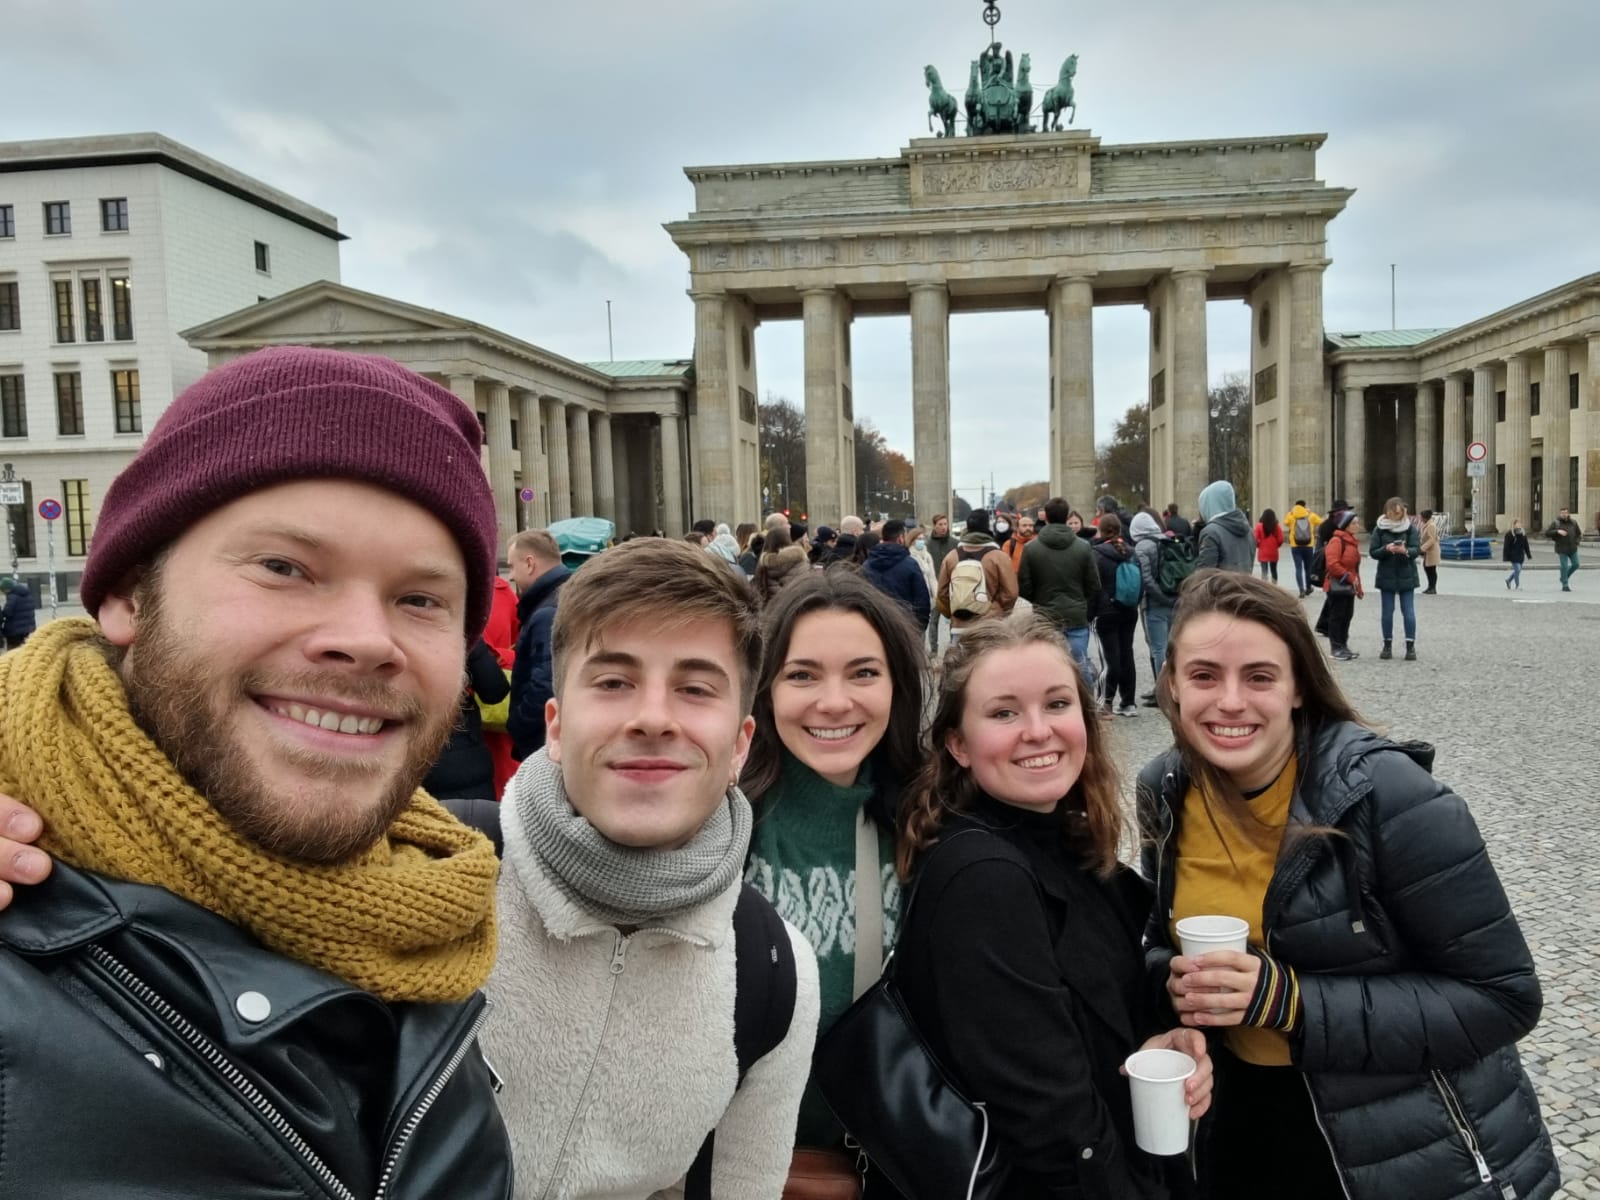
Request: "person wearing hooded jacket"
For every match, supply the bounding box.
[935,509,1018,637]
[1130,511,1177,704]
[861,519,931,629]
[1,578,37,649]
[1139,571,1557,1200]
[1196,481,1254,572]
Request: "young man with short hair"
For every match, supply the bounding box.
[935,508,1018,641]
[507,528,570,760]
[1546,506,1582,591]
[861,518,931,628]
[1018,496,1100,676]
[923,513,958,657]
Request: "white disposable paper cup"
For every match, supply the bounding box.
[1125,1048,1197,1156]
[1175,914,1250,958]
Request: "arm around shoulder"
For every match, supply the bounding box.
[711,922,820,1198]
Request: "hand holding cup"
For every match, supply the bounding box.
[1168,949,1261,1027]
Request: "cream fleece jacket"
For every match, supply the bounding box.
[482,796,820,1200]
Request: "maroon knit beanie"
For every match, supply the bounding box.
[80,346,498,638]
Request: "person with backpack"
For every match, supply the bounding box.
[1196,481,1254,573]
[1091,514,1143,717]
[1018,497,1101,681]
[1253,508,1285,584]
[741,570,928,1193]
[1283,500,1322,597]
[935,508,1018,644]
[1503,517,1533,590]
[1130,511,1186,706]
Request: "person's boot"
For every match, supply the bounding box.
[1404,641,1417,661]
[1379,640,1393,660]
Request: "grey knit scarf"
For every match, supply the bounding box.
[511,750,752,926]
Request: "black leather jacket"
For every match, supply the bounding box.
[1137,722,1559,1200]
[0,863,513,1199]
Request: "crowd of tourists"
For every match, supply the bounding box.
[0,345,1564,1200]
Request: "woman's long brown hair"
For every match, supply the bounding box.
[897,612,1123,880]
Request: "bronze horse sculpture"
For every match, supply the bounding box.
[925,64,958,137]
[1041,54,1078,130]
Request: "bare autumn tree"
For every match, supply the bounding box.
[1094,404,1150,509]
[758,391,806,514]
[855,419,916,518]
[1208,372,1252,512]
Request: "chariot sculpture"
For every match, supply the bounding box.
[923,1,1078,138]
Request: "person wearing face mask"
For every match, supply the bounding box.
[741,571,928,1192]
[888,614,1212,1198]
[1137,572,1556,1200]
[1503,518,1533,590]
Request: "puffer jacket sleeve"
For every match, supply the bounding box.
[1294,750,1543,1075]
[710,922,821,1197]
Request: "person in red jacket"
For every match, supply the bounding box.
[1253,509,1285,584]
[481,574,520,799]
[1322,512,1365,661]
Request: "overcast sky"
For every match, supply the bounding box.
[9,0,1597,500]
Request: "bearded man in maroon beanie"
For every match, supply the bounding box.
[0,347,513,1197]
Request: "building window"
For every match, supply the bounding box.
[0,205,13,238]
[52,279,75,343]
[62,478,91,556]
[109,274,133,340]
[55,372,84,435]
[1530,381,1540,417]
[1,375,25,438]
[5,479,33,559]
[1495,463,1506,515]
[100,198,129,232]
[112,368,141,433]
[1495,390,1506,423]
[254,241,270,273]
[1572,373,1581,410]
[1571,457,1581,512]
[510,418,519,452]
[43,201,71,235]
[82,277,104,342]
[0,280,18,332]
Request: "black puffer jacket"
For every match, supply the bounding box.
[0,863,513,1198]
[1136,722,1558,1200]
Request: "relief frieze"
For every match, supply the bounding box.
[920,155,1079,196]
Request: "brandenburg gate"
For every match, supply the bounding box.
[668,128,1351,522]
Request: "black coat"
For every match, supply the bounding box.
[1090,536,1140,623]
[1137,722,1558,1200]
[893,801,1176,1200]
[861,541,931,628]
[1502,530,1533,564]
[0,862,512,1198]
[425,639,512,801]
[507,565,569,760]
[2,580,36,639]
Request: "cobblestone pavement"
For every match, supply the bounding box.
[1092,565,1600,1198]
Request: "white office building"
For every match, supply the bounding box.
[0,133,343,594]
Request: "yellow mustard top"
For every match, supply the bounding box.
[1170,755,1297,1066]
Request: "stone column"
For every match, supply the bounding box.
[1395,394,1416,510]
[517,390,547,529]
[592,411,616,523]
[1442,373,1466,531]
[1051,273,1097,510]
[1414,380,1438,513]
[1288,261,1330,510]
[483,383,518,553]
[612,419,633,533]
[544,397,572,521]
[908,281,951,525]
[1588,335,1600,525]
[1343,386,1366,520]
[1542,344,1571,514]
[690,290,736,524]
[1471,364,1497,529]
[1503,355,1532,530]
[1171,269,1211,508]
[659,410,684,536]
[802,287,843,523]
[568,405,595,517]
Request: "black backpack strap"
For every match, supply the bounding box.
[440,797,503,858]
[685,884,798,1200]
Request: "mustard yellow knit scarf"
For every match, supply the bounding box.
[0,619,498,1003]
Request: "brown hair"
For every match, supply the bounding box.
[1156,571,1365,851]
[740,569,927,815]
[551,539,763,710]
[509,529,560,561]
[734,522,758,551]
[897,612,1122,880]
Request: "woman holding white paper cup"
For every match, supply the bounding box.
[1138,571,1558,1200]
[892,614,1211,1199]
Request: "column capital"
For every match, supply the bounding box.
[1287,258,1333,274]
[906,279,948,295]
[798,285,838,298]
[687,288,727,304]
[1054,270,1097,285]
[1169,266,1212,281]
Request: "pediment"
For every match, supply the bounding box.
[183,282,470,343]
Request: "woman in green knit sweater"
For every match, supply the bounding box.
[741,569,928,1176]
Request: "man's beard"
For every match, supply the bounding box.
[119,587,460,864]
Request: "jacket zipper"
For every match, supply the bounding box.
[1152,771,1176,920]
[1300,1075,1355,1200]
[1432,1070,1496,1186]
[373,999,495,1200]
[87,944,357,1200]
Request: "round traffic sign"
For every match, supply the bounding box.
[1466,441,1488,463]
[519,487,535,503]
[38,498,62,521]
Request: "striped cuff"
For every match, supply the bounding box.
[1242,949,1302,1032]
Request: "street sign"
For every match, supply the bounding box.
[518,487,535,503]
[1466,441,1488,463]
[0,483,23,506]
[38,498,62,521]
[1466,461,1487,478]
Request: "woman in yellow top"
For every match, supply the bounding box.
[1136,572,1557,1200]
